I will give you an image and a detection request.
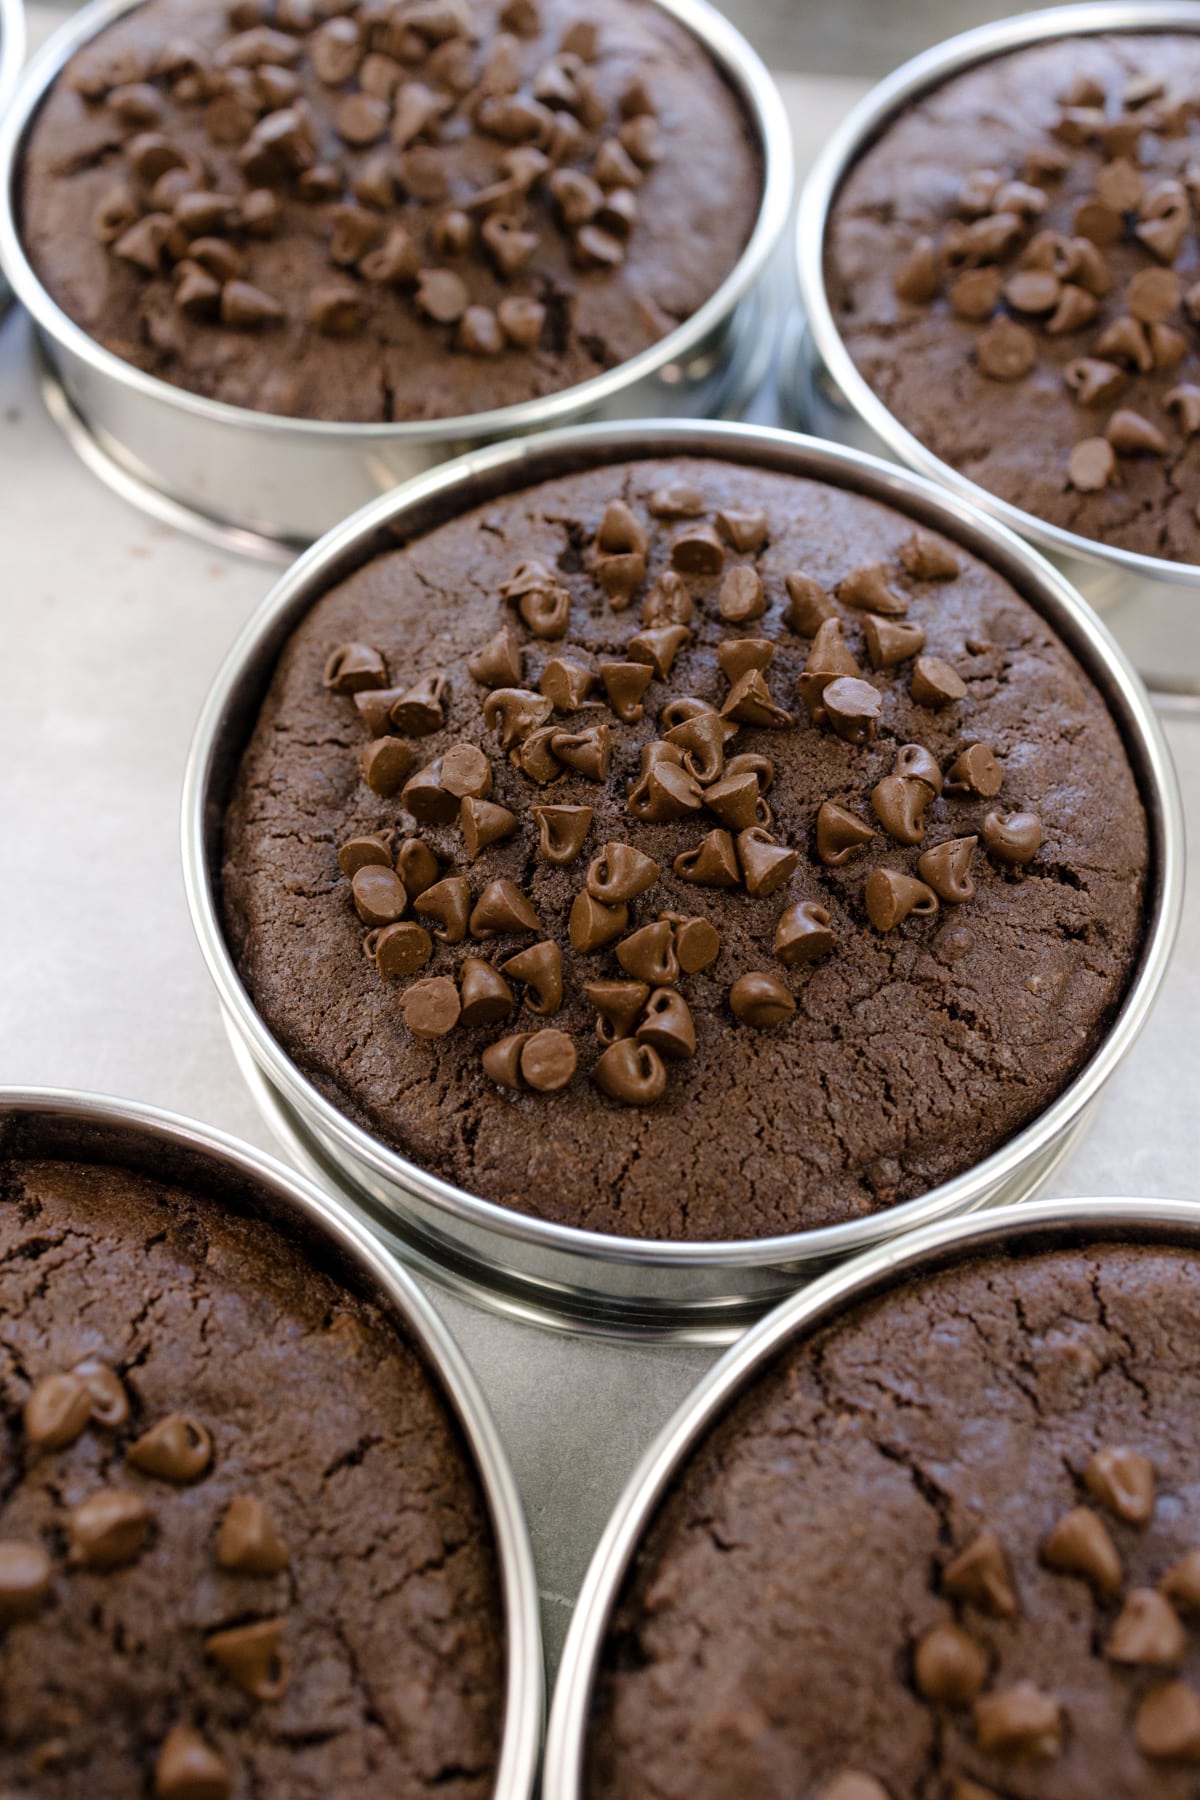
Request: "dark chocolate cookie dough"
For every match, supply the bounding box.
[826,32,1200,564]
[588,1241,1200,1799]
[220,455,1149,1242]
[19,0,760,421]
[0,1154,503,1798]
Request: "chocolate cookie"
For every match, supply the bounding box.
[219,454,1149,1241]
[18,0,761,421]
[826,32,1200,564]
[0,1153,503,1797]
[588,1239,1200,1799]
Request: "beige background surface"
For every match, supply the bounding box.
[1,8,1198,1672]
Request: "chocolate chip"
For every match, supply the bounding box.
[415,267,468,323]
[585,980,649,1044]
[361,225,420,285]
[402,762,458,825]
[505,564,571,639]
[459,959,515,1026]
[307,281,360,337]
[325,641,387,694]
[1005,268,1060,314]
[1163,1552,1200,1616]
[894,236,939,303]
[1085,1445,1154,1524]
[71,1357,129,1428]
[917,835,977,904]
[525,805,589,868]
[635,989,695,1060]
[1066,435,1115,492]
[128,1414,213,1483]
[400,975,461,1040]
[816,801,874,867]
[950,266,1002,320]
[216,1494,289,1574]
[669,523,724,577]
[328,203,381,268]
[822,676,882,746]
[569,891,628,954]
[551,723,612,781]
[737,828,798,898]
[945,743,1002,798]
[628,625,692,681]
[439,739,490,798]
[798,617,860,721]
[469,629,523,690]
[774,900,835,966]
[626,758,703,824]
[238,186,281,236]
[722,670,794,730]
[425,207,471,260]
[0,1539,52,1622]
[641,571,695,630]
[351,863,407,926]
[23,1372,92,1450]
[539,657,594,713]
[703,770,769,833]
[864,868,939,931]
[871,776,932,846]
[483,214,540,273]
[583,842,658,907]
[648,482,705,520]
[838,563,907,617]
[594,1038,667,1105]
[1046,284,1099,334]
[815,1776,891,1800]
[592,138,642,190]
[68,1488,154,1569]
[395,838,440,900]
[516,726,564,785]
[154,1725,232,1800]
[551,167,602,225]
[520,1029,577,1093]
[784,572,835,634]
[729,971,795,1027]
[717,566,764,624]
[911,656,967,707]
[597,661,652,726]
[457,305,503,355]
[860,616,924,671]
[1064,356,1127,406]
[673,829,740,889]
[482,1032,533,1091]
[470,878,539,938]
[1107,408,1169,455]
[206,1618,288,1700]
[173,263,220,320]
[1095,315,1154,371]
[615,919,680,986]
[898,534,956,584]
[914,1621,988,1706]
[1166,384,1200,436]
[662,921,719,979]
[483,689,552,752]
[460,797,516,861]
[360,737,414,797]
[501,940,563,1015]
[1042,1506,1122,1595]
[973,1684,1063,1759]
[1135,1682,1200,1762]
[497,294,546,348]
[113,211,172,273]
[1107,1590,1186,1668]
[982,809,1042,866]
[373,920,434,977]
[412,875,471,944]
[977,317,1037,381]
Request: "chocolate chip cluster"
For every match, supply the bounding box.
[893,66,1200,505]
[0,1364,291,1799]
[818,1446,1200,1799]
[74,0,660,350]
[322,495,1045,1109]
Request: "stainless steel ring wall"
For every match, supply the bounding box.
[183,418,1183,1340]
[0,0,792,551]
